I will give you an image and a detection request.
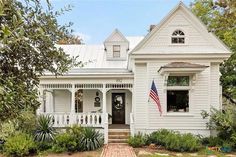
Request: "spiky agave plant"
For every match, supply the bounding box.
[34,115,56,142]
[80,127,103,151]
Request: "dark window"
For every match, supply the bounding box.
[171,30,185,44]
[167,76,189,86]
[167,90,189,112]
[75,89,83,113]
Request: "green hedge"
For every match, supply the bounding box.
[128,129,201,152]
[127,134,146,148]
[52,133,77,153]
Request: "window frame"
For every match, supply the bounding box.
[113,45,121,58]
[165,75,192,115]
[171,29,185,44]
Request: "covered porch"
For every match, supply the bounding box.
[37,83,134,143]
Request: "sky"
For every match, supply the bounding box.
[48,0,194,44]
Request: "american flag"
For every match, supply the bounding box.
[149,80,162,115]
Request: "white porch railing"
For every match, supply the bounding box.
[41,113,103,128]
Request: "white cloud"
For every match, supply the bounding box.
[74,32,91,43]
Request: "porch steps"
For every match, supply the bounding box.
[108,129,130,144]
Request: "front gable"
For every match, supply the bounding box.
[131,2,230,55]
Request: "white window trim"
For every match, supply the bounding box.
[169,28,188,46]
[164,75,193,116]
[113,45,121,58]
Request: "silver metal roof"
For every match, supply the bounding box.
[57,36,143,70]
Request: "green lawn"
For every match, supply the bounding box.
[0,149,102,157]
[134,147,236,157]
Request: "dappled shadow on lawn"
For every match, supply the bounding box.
[0,149,102,157]
[36,149,102,157]
[133,146,236,157]
[39,151,101,157]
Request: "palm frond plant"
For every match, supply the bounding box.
[80,127,103,151]
[34,115,56,142]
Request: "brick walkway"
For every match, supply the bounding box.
[101,144,136,157]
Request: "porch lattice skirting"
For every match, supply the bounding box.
[37,83,134,144]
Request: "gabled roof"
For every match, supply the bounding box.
[131,1,231,55]
[104,29,129,43]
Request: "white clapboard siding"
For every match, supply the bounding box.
[83,90,102,113]
[54,90,71,113]
[210,63,220,109]
[134,60,212,135]
[134,63,148,129]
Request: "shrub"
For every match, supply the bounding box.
[79,127,103,151]
[17,110,37,134]
[128,133,146,148]
[200,136,223,147]
[3,132,36,157]
[0,121,16,141]
[66,125,83,139]
[180,133,201,152]
[146,129,201,152]
[52,133,77,153]
[202,106,236,144]
[147,129,172,146]
[36,141,53,151]
[34,115,56,142]
[164,132,182,151]
[0,140,4,153]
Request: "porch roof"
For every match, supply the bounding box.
[158,62,209,74]
[42,68,134,78]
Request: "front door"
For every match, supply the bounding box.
[112,93,125,124]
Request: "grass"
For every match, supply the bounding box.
[36,148,102,157]
[134,147,236,157]
[0,148,102,157]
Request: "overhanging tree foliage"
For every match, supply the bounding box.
[191,0,236,104]
[0,0,82,122]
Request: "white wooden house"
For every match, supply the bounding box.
[38,2,231,144]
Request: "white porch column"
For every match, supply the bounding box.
[102,84,108,144]
[102,85,107,113]
[130,88,135,136]
[70,84,75,114]
[70,84,76,125]
[45,90,54,113]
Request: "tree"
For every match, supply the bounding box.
[58,35,83,44]
[0,0,82,122]
[191,0,236,104]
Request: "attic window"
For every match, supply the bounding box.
[171,30,185,44]
[113,45,120,58]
